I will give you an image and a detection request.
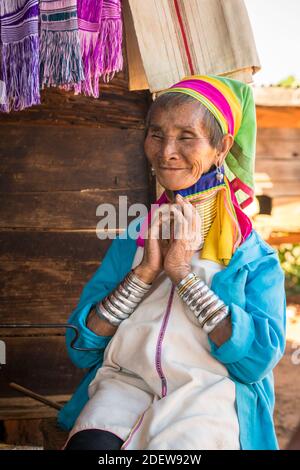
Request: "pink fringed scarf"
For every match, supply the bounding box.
[73,0,123,97]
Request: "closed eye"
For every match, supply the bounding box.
[151,134,163,139]
[150,134,194,139]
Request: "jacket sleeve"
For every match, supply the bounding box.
[208,252,287,384]
[65,223,139,369]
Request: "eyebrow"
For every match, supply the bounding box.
[148,124,197,131]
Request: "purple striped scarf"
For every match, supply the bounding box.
[73,0,123,98]
[0,0,40,112]
[39,0,84,88]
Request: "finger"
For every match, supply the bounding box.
[175,194,201,234]
[152,203,173,222]
[169,207,186,240]
[149,213,161,240]
[152,203,193,241]
[173,206,198,242]
[155,206,176,241]
[174,195,194,224]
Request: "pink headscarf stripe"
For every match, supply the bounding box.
[170,79,234,135]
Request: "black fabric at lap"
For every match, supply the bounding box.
[64,429,124,450]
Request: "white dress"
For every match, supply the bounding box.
[64,247,240,450]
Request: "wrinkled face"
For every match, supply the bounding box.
[144,100,221,191]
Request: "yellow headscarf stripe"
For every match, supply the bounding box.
[200,176,241,266]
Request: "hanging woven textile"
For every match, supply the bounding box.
[71,0,123,98]
[0,0,40,112]
[99,0,123,82]
[125,0,261,92]
[39,0,84,88]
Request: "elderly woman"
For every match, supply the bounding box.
[59,75,286,450]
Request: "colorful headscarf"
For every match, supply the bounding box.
[137,75,256,266]
[166,75,257,209]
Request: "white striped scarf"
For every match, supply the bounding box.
[39,0,84,88]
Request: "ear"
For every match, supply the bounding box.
[217,134,234,166]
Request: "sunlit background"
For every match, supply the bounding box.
[243,2,300,377]
[245,0,300,85]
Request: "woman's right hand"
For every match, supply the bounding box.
[134,211,164,284]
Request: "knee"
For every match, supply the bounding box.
[64,429,124,450]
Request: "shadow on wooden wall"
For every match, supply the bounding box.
[0,61,154,445]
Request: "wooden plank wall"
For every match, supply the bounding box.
[0,70,152,410]
[255,107,300,234]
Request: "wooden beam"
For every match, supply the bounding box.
[266,233,300,246]
[0,125,148,192]
[0,336,85,398]
[256,128,300,160]
[0,189,149,229]
[256,106,300,128]
[0,395,70,420]
[0,74,151,130]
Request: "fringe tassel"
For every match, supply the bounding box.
[74,30,101,98]
[40,30,84,88]
[0,0,28,16]
[73,17,123,98]
[98,17,123,82]
[0,35,40,113]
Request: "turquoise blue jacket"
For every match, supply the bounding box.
[57,218,286,450]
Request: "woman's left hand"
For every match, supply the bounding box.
[160,194,203,285]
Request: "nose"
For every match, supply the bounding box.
[160,136,180,160]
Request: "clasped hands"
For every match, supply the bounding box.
[134,194,203,285]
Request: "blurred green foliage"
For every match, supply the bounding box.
[276,75,300,88]
[278,244,300,296]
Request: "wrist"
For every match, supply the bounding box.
[167,266,191,285]
[133,264,159,284]
[86,307,118,335]
[208,313,232,346]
